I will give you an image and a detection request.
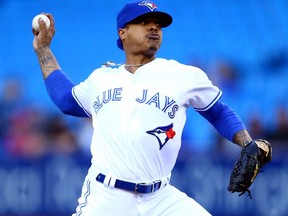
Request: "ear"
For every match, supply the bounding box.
[118,28,126,41]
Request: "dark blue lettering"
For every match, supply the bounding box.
[103,89,112,103]
[93,95,103,114]
[112,88,122,101]
[162,96,176,112]
[146,92,160,108]
[168,104,179,119]
[136,89,148,103]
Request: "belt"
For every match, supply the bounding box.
[96,173,169,194]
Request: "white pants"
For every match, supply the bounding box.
[72,168,211,216]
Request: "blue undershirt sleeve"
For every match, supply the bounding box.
[198,101,246,142]
[45,70,89,117]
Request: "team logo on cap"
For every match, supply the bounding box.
[139,1,158,11]
[146,123,176,150]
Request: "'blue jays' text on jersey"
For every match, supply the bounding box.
[72,58,221,181]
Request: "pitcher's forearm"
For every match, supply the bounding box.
[233,129,252,147]
[35,46,61,79]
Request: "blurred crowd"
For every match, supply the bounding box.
[0,78,93,159]
[208,56,288,157]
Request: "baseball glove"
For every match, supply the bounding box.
[227,139,272,198]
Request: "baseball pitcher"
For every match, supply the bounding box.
[32,1,272,215]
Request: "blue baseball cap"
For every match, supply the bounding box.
[116,0,173,50]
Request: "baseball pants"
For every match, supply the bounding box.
[72,167,212,216]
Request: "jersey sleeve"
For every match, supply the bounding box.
[72,75,93,117]
[188,67,222,111]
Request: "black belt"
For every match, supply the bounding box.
[96,173,166,194]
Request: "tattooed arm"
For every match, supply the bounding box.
[32,13,60,79]
[35,47,60,79]
[199,101,253,148]
[233,129,252,147]
[32,13,88,117]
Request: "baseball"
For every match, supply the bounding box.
[32,14,50,31]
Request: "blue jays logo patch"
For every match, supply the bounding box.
[146,123,176,150]
[138,1,158,11]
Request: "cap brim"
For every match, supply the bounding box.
[128,11,172,28]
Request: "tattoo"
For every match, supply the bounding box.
[36,46,60,79]
[40,54,53,65]
[233,129,252,147]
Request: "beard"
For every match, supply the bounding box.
[149,45,157,51]
[143,43,159,57]
[142,46,157,58]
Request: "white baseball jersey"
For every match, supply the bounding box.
[72,58,221,182]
